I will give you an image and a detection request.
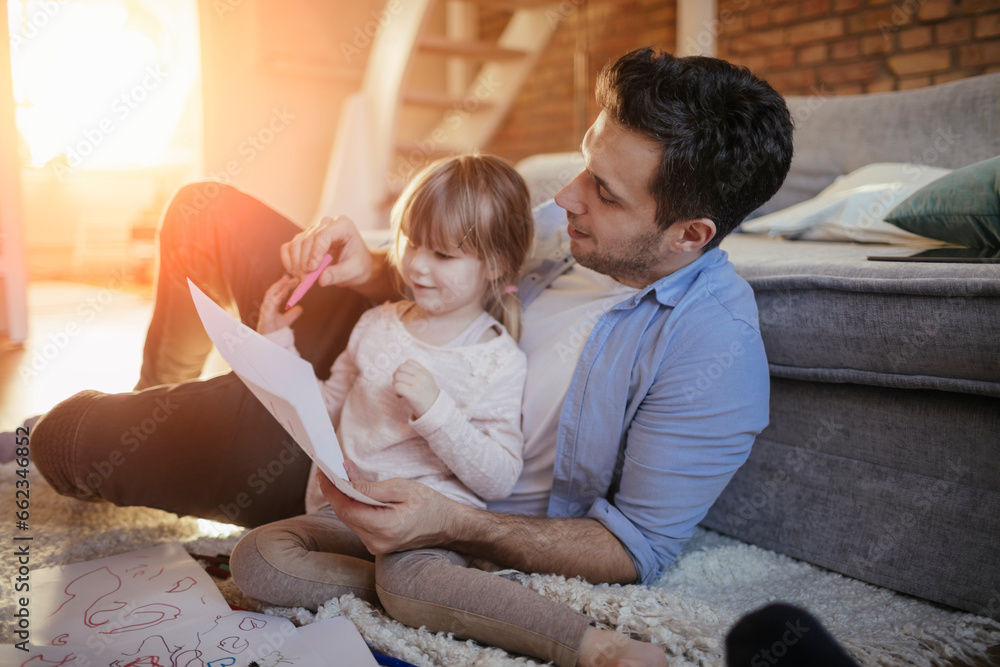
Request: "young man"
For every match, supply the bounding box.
[32,48,792,666]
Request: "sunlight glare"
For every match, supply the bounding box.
[8,0,200,169]
[196,518,244,539]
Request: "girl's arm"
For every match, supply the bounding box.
[259,275,367,424]
[408,346,527,501]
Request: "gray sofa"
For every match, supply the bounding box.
[515,72,1000,620]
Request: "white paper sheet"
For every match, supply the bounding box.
[9,610,331,667]
[31,542,230,647]
[187,279,384,506]
[296,617,379,666]
[6,543,378,667]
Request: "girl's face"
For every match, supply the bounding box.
[399,236,493,319]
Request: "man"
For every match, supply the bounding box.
[32,48,792,666]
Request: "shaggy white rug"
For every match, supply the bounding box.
[3,460,998,666]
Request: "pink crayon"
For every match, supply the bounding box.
[285,253,333,310]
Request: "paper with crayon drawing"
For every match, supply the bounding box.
[10,542,376,666]
[187,279,384,506]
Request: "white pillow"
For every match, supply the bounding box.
[741,163,953,244]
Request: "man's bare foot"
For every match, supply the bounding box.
[578,627,668,667]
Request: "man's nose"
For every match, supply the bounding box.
[554,172,586,214]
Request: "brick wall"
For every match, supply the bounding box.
[718,0,1000,96]
[486,0,677,163]
[486,0,1000,162]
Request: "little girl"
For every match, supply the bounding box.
[230,153,542,638]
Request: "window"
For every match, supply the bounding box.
[7,0,201,172]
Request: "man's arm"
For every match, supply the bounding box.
[280,215,400,303]
[318,471,638,584]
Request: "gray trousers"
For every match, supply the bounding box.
[229,507,591,667]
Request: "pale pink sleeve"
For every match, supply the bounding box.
[409,340,526,501]
[264,315,367,427]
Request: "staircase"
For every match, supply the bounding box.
[314,0,562,230]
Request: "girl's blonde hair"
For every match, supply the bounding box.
[388,154,534,341]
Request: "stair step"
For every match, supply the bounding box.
[402,89,499,108]
[418,35,528,61]
[394,141,460,158]
[465,0,560,8]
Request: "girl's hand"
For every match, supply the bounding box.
[393,360,440,418]
[257,275,303,334]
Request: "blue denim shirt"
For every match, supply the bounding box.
[515,201,770,584]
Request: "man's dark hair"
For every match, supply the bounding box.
[596,47,794,250]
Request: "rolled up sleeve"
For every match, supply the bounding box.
[588,320,769,584]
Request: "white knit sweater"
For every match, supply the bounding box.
[267,301,527,510]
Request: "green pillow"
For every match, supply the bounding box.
[886,155,1000,248]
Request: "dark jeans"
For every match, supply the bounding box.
[32,183,371,527]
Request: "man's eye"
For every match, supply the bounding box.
[597,189,617,206]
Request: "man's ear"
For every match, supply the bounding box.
[668,218,717,253]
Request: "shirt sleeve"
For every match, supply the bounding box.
[587,319,770,584]
[409,342,527,501]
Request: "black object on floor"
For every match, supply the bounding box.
[726,602,861,667]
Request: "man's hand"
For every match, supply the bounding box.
[281,215,376,289]
[257,275,303,334]
[318,466,466,554]
[393,360,440,419]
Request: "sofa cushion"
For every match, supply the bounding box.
[885,155,1000,248]
[758,73,1000,216]
[720,234,1000,397]
[741,162,951,244]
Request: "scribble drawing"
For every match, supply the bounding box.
[166,577,197,593]
[20,652,79,667]
[257,651,295,667]
[101,604,183,634]
[217,635,250,653]
[206,658,236,667]
[113,633,201,667]
[49,634,68,646]
[48,565,184,637]
[47,566,120,620]
[238,617,266,631]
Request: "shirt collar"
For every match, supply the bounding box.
[613,247,728,310]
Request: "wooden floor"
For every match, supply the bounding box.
[0,280,153,430]
[2,281,998,665]
[0,279,227,431]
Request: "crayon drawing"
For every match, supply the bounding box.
[33,543,230,647]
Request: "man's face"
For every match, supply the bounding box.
[554,112,670,288]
